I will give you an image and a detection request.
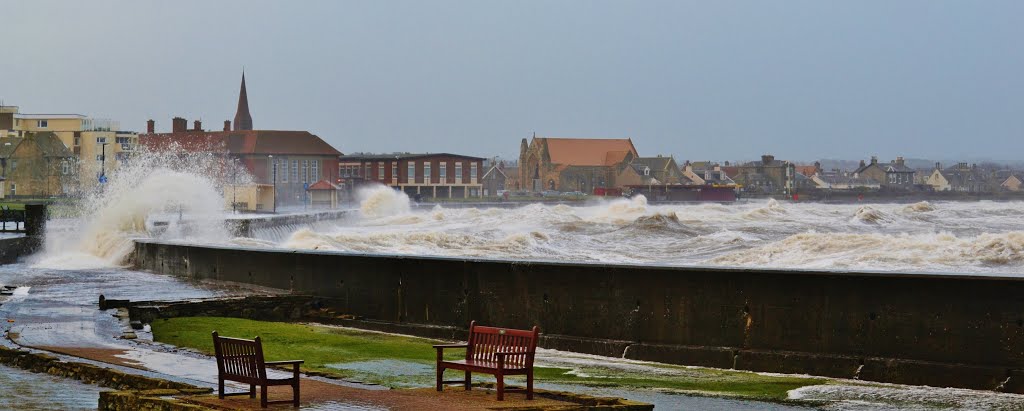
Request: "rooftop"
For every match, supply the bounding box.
[141,130,342,156]
[14,113,87,119]
[542,137,638,166]
[339,152,484,161]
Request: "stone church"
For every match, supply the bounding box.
[518,136,638,193]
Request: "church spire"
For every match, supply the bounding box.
[233,71,253,131]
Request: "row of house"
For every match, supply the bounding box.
[6,74,1022,206]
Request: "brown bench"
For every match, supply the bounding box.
[212,331,303,408]
[434,321,540,401]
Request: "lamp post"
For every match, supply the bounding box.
[100,142,109,184]
[268,154,276,213]
[98,141,108,177]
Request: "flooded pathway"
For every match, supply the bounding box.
[0,364,106,410]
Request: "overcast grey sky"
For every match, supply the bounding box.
[6,1,1022,162]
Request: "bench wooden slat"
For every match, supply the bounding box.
[213,331,302,408]
[435,321,540,401]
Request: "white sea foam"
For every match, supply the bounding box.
[275,197,1024,274]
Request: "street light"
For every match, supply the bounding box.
[100,142,109,184]
[268,154,276,213]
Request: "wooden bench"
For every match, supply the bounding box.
[434,321,540,401]
[212,331,303,408]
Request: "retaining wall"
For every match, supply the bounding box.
[132,241,1024,392]
[0,236,41,264]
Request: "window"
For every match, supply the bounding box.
[96,137,106,144]
[408,162,415,182]
[440,163,447,181]
[455,162,463,183]
[424,163,431,184]
[363,163,370,180]
[74,137,81,146]
[644,167,651,176]
[391,163,398,181]
[378,163,385,180]
[37,120,47,128]
[292,160,298,181]
[281,158,288,182]
[471,162,478,182]
[96,155,104,161]
[115,136,131,144]
[11,160,16,172]
[312,160,319,181]
[9,183,14,197]
[62,161,70,175]
[303,160,310,183]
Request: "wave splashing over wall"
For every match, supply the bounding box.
[34,145,249,269]
[358,185,411,218]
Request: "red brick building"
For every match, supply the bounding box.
[339,153,484,199]
[139,73,342,206]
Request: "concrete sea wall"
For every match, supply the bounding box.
[0,236,41,264]
[132,241,1024,392]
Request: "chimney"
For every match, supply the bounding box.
[896,156,905,167]
[171,117,187,133]
[761,154,774,164]
[146,119,155,134]
[224,120,231,131]
[870,156,878,165]
[935,162,941,170]
[193,119,202,131]
[859,159,866,168]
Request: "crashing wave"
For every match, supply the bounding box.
[33,145,239,269]
[744,198,787,218]
[708,231,1024,269]
[904,201,936,213]
[359,185,411,218]
[852,205,890,224]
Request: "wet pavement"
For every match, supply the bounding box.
[0,364,106,410]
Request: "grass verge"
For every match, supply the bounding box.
[152,317,824,401]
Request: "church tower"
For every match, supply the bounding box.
[233,72,253,131]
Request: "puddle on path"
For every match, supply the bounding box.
[0,364,106,411]
[304,400,390,411]
[326,359,436,387]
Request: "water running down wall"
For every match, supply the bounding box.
[133,240,1024,393]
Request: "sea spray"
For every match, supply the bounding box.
[34,144,251,269]
[358,185,411,218]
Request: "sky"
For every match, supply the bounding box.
[5,1,1023,163]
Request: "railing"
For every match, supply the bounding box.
[0,207,26,233]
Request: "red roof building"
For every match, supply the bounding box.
[140,73,342,206]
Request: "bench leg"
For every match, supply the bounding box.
[260,385,268,408]
[527,371,534,400]
[293,379,300,407]
[464,371,471,390]
[436,366,444,391]
[496,373,504,401]
[249,384,256,399]
[218,377,225,399]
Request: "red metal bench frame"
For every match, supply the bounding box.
[434,321,540,401]
[212,331,303,408]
